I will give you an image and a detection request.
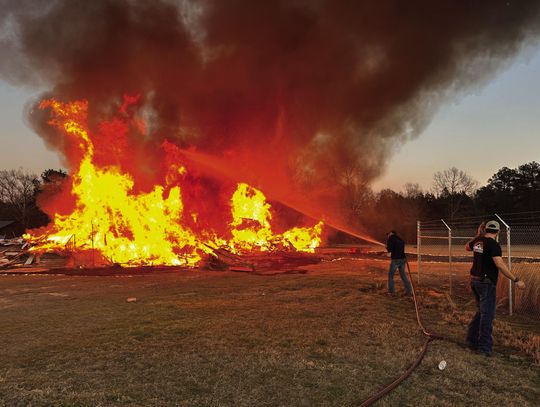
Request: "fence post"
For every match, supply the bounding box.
[495,214,512,316]
[441,219,452,295]
[417,221,421,284]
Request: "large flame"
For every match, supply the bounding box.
[25,98,323,266]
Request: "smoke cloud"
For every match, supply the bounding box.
[1,0,540,224]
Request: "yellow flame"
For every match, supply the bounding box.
[26,99,208,266]
[25,99,323,265]
[229,183,322,253]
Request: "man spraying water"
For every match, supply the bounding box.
[386,230,412,297]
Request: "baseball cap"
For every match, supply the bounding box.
[485,220,500,232]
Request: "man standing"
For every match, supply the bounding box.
[386,230,412,296]
[465,220,525,356]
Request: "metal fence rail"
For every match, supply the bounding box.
[417,212,540,319]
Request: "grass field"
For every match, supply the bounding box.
[1,259,539,406]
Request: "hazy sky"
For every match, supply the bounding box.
[1,45,539,192]
[373,45,540,192]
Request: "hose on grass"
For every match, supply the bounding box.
[358,258,446,406]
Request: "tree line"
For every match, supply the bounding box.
[336,161,540,243]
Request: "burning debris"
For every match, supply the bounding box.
[0,237,32,269]
[23,99,323,267]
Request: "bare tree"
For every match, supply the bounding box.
[433,167,478,220]
[0,169,40,228]
[403,182,423,199]
[400,183,423,226]
[433,167,478,196]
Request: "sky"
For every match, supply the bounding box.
[0,45,539,192]
[372,45,540,192]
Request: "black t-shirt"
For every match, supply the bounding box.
[386,234,405,260]
[468,236,502,283]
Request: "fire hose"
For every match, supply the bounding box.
[358,257,446,406]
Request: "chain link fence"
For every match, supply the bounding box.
[417,212,540,319]
[415,220,454,294]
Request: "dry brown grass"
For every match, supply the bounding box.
[511,263,540,317]
[0,259,539,406]
[441,309,540,364]
[407,260,540,362]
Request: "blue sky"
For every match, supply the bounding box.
[1,45,539,192]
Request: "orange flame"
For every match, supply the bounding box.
[229,183,322,253]
[25,98,323,265]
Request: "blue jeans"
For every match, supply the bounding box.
[388,258,412,294]
[467,280,497,354]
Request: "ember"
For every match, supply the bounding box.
[24,98,323,266]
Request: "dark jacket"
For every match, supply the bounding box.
[386,234,405,260]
